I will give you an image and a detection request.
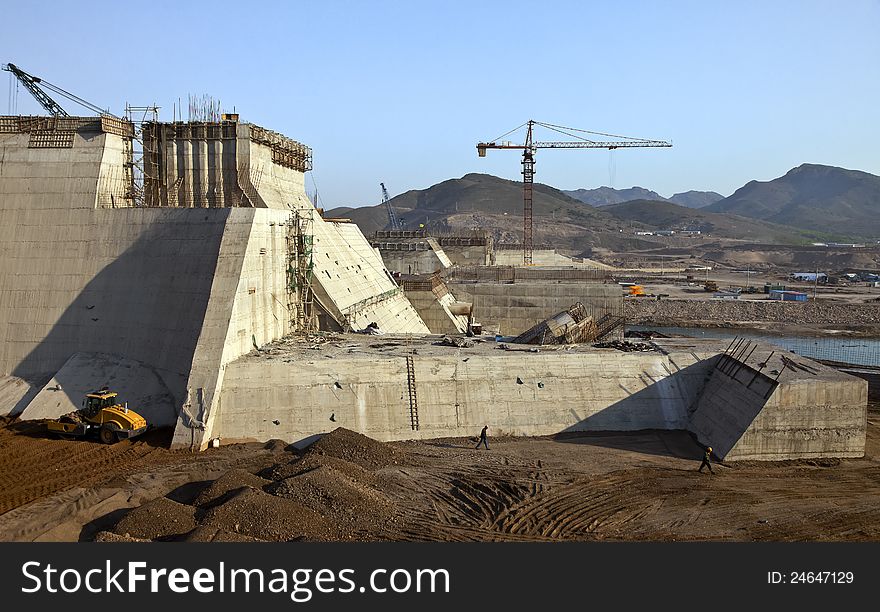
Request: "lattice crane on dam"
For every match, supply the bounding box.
[3,62,112,117]
[381,182,404,230]
[476,120,671,265]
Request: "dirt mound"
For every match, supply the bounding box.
[193,469,271,507]
[263,439,293,453]
[260,454,376,485]
[269,464,391,534]
[200,486,331,541]
[180,525,264,542]
[304,428,404,470]
[113,497,197,540]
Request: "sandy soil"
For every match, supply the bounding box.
[2,406,879,542]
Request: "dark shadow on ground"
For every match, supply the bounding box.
[551,429,705,460]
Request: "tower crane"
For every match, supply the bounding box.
[381,182,404,230]
[477,120,671,264]
[3,62,113,117]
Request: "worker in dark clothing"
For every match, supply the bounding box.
[475,425,489,450]
[699,446,715,474]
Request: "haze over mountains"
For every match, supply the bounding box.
[563,187,724,208]
[325,164,880,246]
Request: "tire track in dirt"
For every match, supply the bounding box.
[0,420,181,515]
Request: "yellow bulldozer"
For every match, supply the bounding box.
[47,388,148,444]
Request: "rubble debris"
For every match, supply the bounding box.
[513,302,623,346]
[625,329,671,340]
[193,469,272,507]
[435,335,474,348]
[360,322,382,335]
[592,340,657,352]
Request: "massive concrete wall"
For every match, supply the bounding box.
[0,200,295,429]
[0,129,126,210]
[448,281,622,336]
[212,339,868,461]
[311,221,428,333]
[494,249,613,269]
[213,348,716,443]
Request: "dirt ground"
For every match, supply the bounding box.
[2,405,879,542]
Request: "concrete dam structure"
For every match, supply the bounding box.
[0,113,868,460]
[0,114,427,451]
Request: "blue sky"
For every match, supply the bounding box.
[2,0,878,208]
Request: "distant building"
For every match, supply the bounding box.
[654,230,676,236]
[790,272,827,282]
[769,290,808,302]
[679,230,702,235]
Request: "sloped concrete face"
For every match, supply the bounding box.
[0,376,33,417]
[309,221,428,334]
[16,352,176,426]
[688,349,867,460]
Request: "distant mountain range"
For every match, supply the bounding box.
[325,172,812,250]
[563,186,724,208]
[326,173,608,237]
[704,164,880,238]
[326,163,880,244]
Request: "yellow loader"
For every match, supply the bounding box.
[47,388,148,444]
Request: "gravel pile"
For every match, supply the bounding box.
[304,427,405,470]
[268,465,389,517]
[625,299,880,327]
[259,454,376,485]
[113,497,197,540]
[193,469,271,507]
[199,486,331,541]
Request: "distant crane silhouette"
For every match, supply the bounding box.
[381,182,404,230]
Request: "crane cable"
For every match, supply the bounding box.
[534,120,662,143]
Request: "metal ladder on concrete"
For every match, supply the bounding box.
[405,356,419,431]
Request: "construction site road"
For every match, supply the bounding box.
[2,406,879,542]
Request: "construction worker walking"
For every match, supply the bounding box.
[698,446,715,474]
[475,425,489,450]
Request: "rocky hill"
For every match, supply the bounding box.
[705,164,880,238]
[602,199,806,243]
[563,186,665,206]
[668,190,724,208]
